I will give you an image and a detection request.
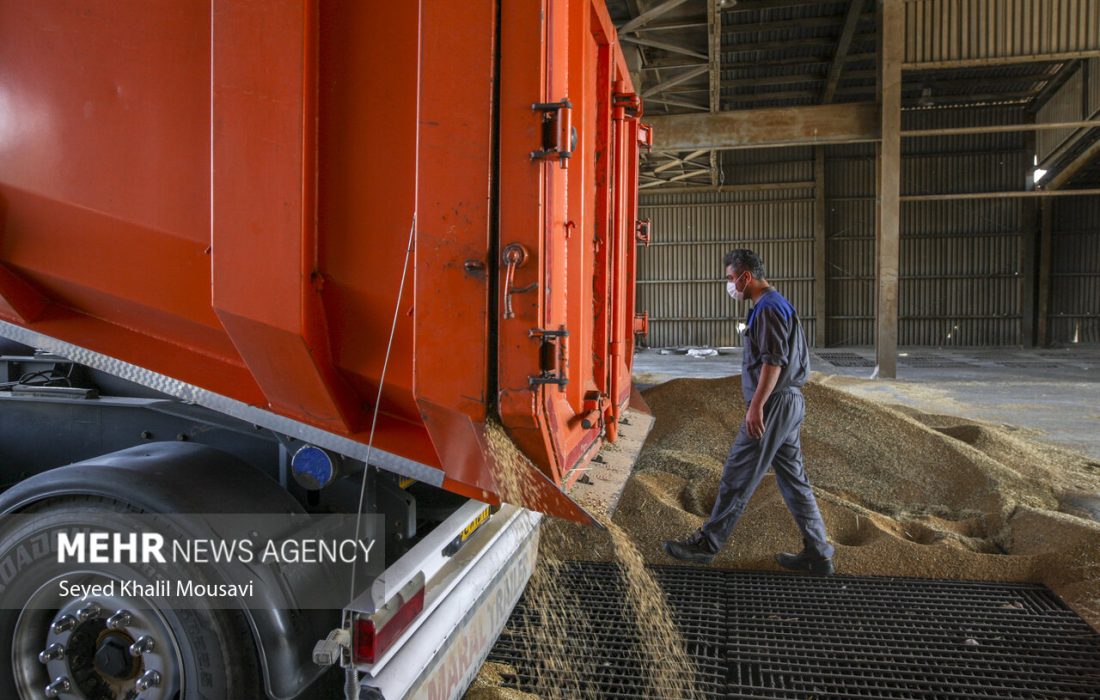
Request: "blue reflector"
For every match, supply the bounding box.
[291,445,336,489]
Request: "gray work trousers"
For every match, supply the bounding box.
[699,388,834,559]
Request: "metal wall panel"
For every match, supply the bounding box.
[638,151,818,348]
[1037,66,1085,162]
[902,108,1026,346]
[824,145,876,346]
[904,0,1100,65]
[1049,196,1100,344]
[821,109,1029,347]
[639,109,1031,348]
[1089,57,1100,115]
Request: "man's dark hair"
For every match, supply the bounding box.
[724,248,765,279]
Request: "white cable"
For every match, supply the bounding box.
[349,214,416,605]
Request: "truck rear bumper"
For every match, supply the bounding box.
[356,503,540,700]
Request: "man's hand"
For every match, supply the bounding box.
[746,403,765,439]
[745,362,780,440]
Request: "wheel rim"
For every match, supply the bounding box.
[12,573,184,699]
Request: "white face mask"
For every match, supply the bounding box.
[726,275,746,301]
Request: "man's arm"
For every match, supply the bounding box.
[745,362,780,439]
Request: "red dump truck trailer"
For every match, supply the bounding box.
[0,1,649,698]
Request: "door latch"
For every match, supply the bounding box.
[502,243,535,320]
[531,99,575,169]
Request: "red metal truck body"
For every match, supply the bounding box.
[0,0,646,523]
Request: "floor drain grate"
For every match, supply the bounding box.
[898,354,972,368]
[998,360,1066,369]
[487,562,1100,699]
[816,352,875,368]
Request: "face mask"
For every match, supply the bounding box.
[726,274,746,301]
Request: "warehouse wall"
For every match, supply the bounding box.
[636,149,815,348]
[823,142,875,347]
[901,107,1031,346]
[904,0,1100,67]
[1037,56,1100,345]
[1050,196,1100,344]
[638,106,1031,348]
[1037,58,1100,164]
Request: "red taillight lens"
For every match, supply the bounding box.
[353,585,426,665]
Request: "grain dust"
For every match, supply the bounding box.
[481,421,703,700]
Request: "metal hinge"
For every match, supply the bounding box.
[612,90,641,120]
[531,99,576,169]
[529,327,569,391]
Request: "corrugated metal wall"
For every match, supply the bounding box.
[636,148,816,348]
[639,107,1031,348]
[825,143,876,346]
[901,107,1029,346]
[1037,64,1087,162]
[1090,57,1100,114]
[1050,196,1100,344]
[904,0,1100,65]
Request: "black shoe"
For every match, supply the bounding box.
[663,531,717,564]
[776,549,835,576]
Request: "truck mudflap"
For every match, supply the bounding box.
[351,503,540,700]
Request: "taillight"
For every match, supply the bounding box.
[353,575,426,665]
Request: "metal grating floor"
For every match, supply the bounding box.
[898,354,973,369]
[487,562,1100,699]
[816,352,876,368]
[999,360,1067,369]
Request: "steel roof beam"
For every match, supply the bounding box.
[822,0,866,103]
[621,35,708,60]
[618,0,691,36]
[647,102,880,151]
[641,65,710,97]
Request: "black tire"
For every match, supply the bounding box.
[0,497,263,700]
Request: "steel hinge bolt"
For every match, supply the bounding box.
[45,677,71,698]
[106,610,133,630]
[129,636,156,657]
[38,644,65,664]
[135,669,161,691]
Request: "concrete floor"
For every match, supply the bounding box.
[633,345,1100,460]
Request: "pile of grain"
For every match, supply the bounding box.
[468,377,1100,698]
[554,375,1100,630]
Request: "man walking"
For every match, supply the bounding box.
[662,248,835,575]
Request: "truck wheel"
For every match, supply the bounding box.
[0,497,263,700]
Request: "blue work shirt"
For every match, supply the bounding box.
[740,288,810,406]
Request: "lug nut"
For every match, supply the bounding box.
[52,615,76,634]
[44,677,71,698]
[129,636,155,657]
[135,669,161,691]
[106,610,133,630]
[77,603,101,621]
[38,643,65,664]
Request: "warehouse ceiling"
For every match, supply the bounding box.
[605,0,1091,190]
